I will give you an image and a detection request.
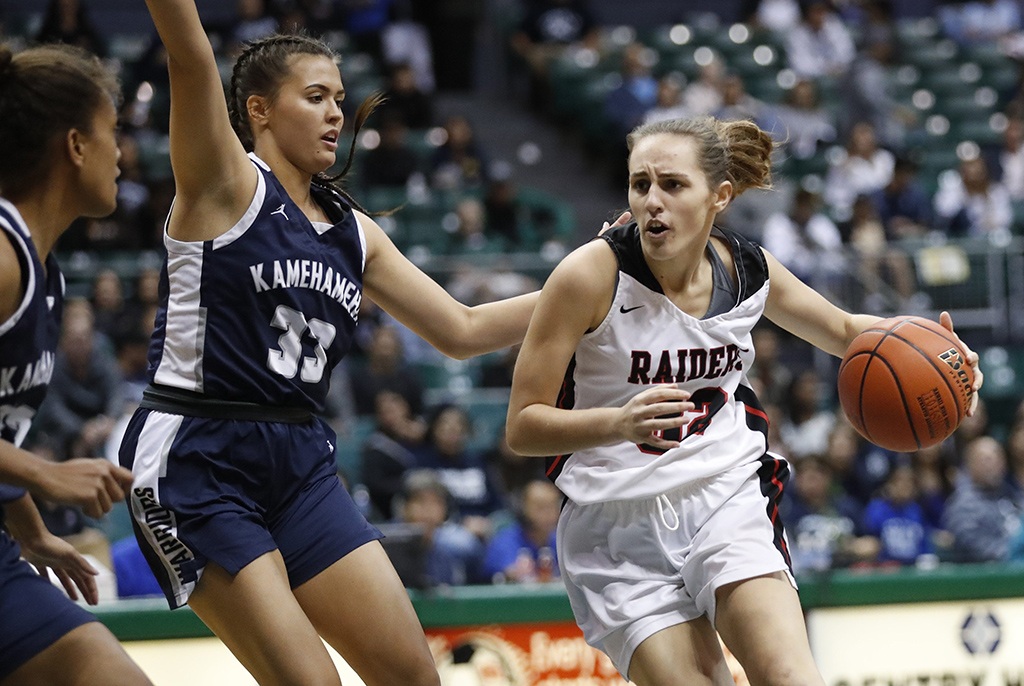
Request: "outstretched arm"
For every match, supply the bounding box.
[0,440,133,518]
[144,0,256,240]
[762,249,983,412]
[360,214,537,358]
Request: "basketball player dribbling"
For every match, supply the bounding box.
[0,44,152,686]
[506,117,983,685]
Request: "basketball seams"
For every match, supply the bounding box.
[838,315,969,451]
[857,348,922,450]
[880,327,966,419]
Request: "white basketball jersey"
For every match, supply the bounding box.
[549,225,773,504]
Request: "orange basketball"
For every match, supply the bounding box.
[837,316,975,452]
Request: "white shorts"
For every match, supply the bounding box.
[556,455,795,679]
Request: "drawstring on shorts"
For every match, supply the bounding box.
[656,494,680,531]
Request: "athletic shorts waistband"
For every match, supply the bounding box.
[140,384,314,424]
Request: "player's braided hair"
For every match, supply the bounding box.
[0,43,120,199]
[228,33,383,213]
[626,116,774,198]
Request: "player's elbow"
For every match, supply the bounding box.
[505,413,545,456]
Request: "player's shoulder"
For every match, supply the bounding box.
[544,235,617,298]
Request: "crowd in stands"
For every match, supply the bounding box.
[5,0,1024,600]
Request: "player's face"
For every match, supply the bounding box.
[627,133,730,262]
[268,54,345,174]
[78,98,121,218]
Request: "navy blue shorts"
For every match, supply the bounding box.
[0,532,96,680]
[118,409,382,609]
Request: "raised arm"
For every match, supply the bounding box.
[360,213,538,359]
[505,241,692,456]
[144,0,255,239]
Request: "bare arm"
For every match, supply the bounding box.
[762,249,880,357]
[144,0,256,240]
[762,249,983,412]
[505,241,693,456]
[4,493,100,604]
[0,439,133,518]
[360,213,538,359]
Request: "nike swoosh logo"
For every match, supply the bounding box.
[619,304,644,314]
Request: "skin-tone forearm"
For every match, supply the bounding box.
[0,440,46,491]
[459,291,540,359]
[3,491,49,543]
[0,439,133,518]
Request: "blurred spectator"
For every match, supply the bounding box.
[483,479,561,583]
[778,368,837,461]
[445,261,539,307]
[781,455,875,574]
[868,155,933,239]
[911,442,957,530]
[376,62,435,129]
[714,73,774,130]
[481,423,548,500]
[509,0,601,111]
[226,0,278,53]
[429,114,491,191]
[683,57,725,117]
[774,79,837,160]
[840,0,915,149]
[360,113,423,189]
[643,72,691,125]
[361,390,427,520]
[338,0,393,61]
[414,404,505,537]
[942,436,1022,562]
[784,0,856,79]
[483,172,528,246]
[350,324,425,417]
[35,0,107,56]
[761,185,845,287]
[824,419,898,506]
[1007,418,1024,494]
[444,196,494,254]
[938,0,1022,47]
[602,42,659,140]
[34,300,125,461]
[395,469,485,586]
[90,269,127,341]
[745,0,802,33]
[843,194,918,306]
[933,154,1013,240]
[994,117,1024,201]
[861,461,934,565]
[823,121,895,221]
[381,0,436,94]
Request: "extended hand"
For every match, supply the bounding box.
[599,211,632,235]
[20,532,100,605]
[939,310,983,415]
[36,459,135,518]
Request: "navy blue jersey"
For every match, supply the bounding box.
[147,155,364,412]
[0,199,63,505]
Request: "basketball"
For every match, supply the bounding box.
[837,316,975,452]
